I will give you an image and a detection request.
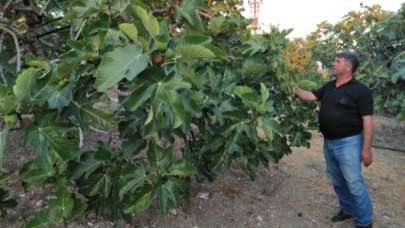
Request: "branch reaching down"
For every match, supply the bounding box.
[0,25,21,73]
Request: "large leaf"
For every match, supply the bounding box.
[242,57,267,76]
[40,127,77,160]
[26,125,78,161]
[48,85,73,110]
[27,59,51,79]
[27,211,56,228]
[391,51,405,83]
[154,77,191,128]
[154,180,180,215]
[260,83,270,104]
[70,153,101,180]
[71,0,99,18]
[13,67,58,106]
[178,64,204,90]
[206,44,228,60]
[119,23,138,42]
[20,161,54,186]
[0,86,16,115]
[102,29,128,48]
[258,117,282,141]
[111,0,131,14]
[180,35,212,45]
[13,68,39,102]
[119,166,147,200]
[175,44,216,60]
[126,84,157,111]
[297,79,317,90]
[48,184,74,218]
[73,101,116,129]
[233,85,265,112]
[123,192,151,213]
[0,187,17,215]
[209,16,226,35]
[95,44,149,91]
[88,174,111,198]
[132,5,160,39]
[178,1,204,32]
[70,198,88,220]
[166,160,197,177]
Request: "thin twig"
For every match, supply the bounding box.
[89,126,119,135]
[2,0,15,12]
[79,127,84,148]
[69,25,74,40]
[197,10,212,19]
[0,32,7,85]
[117,89,131,97]
[39,38,55,48]
[10,5,41,13]
[0,65,7,86]
[74,20,87,40]
[0,25,21,73]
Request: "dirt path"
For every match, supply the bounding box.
[124,133,405,228]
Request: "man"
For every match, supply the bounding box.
[293,52,374,228]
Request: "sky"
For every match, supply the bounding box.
[242,0,404,38]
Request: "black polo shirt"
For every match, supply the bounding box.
[312,78,373,140]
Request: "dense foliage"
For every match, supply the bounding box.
[0,0,316,225]
[292,5,405,120]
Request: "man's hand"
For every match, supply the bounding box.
[360,148,373,167]
[292,84,317,102]
[361,115,374,167]
[292,84,299,94]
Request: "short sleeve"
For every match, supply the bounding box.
[358,88,373,116]
[312,85,325,101]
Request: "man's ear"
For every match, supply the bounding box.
[344,59,353,73]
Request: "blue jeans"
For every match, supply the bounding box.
[323,133,373,226]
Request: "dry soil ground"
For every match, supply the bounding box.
[0,116,404,228]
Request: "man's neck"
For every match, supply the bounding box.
[335,74,353,87]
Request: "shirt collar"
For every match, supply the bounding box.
[334,77,355,88]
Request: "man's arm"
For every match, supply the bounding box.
[361,115,374,167]
[292,85,318,102]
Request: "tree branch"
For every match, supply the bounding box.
[0,25,21,73]
[0,32,7,85]
[40,17,63,27]
[10,5,41,14]
[36,25,70,39]
[2,0,15,13]
[74,20,87,40]
[0,65,7,86]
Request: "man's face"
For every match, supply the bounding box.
[332,57,352,76]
